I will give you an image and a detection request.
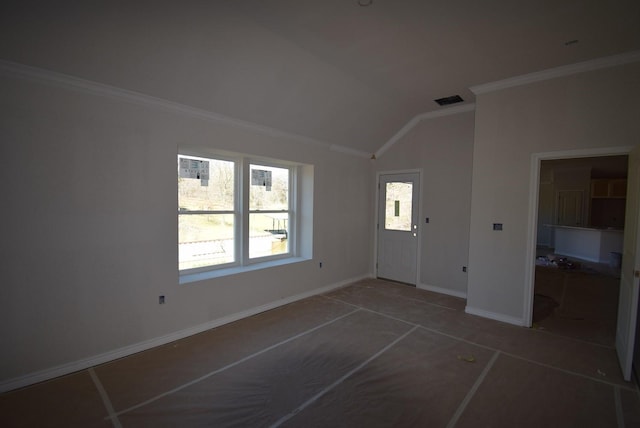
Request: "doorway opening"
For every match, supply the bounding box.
[532,155,628,347]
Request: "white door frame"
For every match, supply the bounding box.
[523,146,634,327]
[374,169,423,285]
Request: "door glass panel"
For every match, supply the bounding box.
[385,182,413,231]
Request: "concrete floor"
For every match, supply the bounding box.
[534,264,620,347]
[2,278,639,427]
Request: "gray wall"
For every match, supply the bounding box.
[467,62,640,324]
[0,0,410,154]
[2,16,638,388]
[373,111,475,297]
[0,72,373,385]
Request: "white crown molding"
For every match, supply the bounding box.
[0,60,369,158]
[375,50,640,159]
[375,103,476,159]
[470,50,640,95]
[375,115,423,159]
[329,144,371,158]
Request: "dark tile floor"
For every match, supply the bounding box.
[2,279,639,427]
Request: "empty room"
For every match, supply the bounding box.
[2,1,640,427]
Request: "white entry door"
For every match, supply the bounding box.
[616,144,640,381]
[377,172,419,284]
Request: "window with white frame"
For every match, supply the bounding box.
[178,153,296,273]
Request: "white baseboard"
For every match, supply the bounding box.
[417,283,467,299]
[465,305,526,327]
[0,275,367,394]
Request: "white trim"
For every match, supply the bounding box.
[614,387,624,428]
[523,154,541,328]
[470,50,640,95]
[0,274,368,394]
[416,169,424,288]
[418,283,467,299]
[0,60,367,158]
[523,146,634,328]
[180,257,310,284]
[532,146,633,161]
[375,116,423,159]
[329,144,370,159]
[417,103,476,120]
[375,103,475,159]
[465,305,526,327]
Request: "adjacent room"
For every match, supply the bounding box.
[1,1,640,426]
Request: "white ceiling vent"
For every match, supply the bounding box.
[434,95,464,106]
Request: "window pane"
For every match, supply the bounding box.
[250,164,289,211]
[249,213,289,258]
[385,182,412,231]
[178,156,234,211]
[179,214,234,269]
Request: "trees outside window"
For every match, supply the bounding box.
[178,155,293,272]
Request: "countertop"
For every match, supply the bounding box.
[544,224,624,232]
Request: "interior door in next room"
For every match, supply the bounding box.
[557,190,584,226]
[377,172,419,285]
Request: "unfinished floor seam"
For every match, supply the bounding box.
[349,283,460,311]
[269,325,420,427]
[107,307,362,420]
[325,295,635,391]
[498,350,634,391]
[4,279,638,427]
[446,350,501,428]
[615,386,625,428]
[333,286,615,350]
[531,325,616,350]
[88,368,122,428]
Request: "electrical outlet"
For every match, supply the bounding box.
[425,217,429,223]
[462,266,467,272]
[319,262,323,268]
[159,295,165,304]
[493,223,503,231]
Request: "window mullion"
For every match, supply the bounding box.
[290,166,297,256]
[178,210,234,215]
[241,157,250,265]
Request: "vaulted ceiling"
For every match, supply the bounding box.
[1,0,639,155]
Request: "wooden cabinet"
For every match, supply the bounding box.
[591,179,627,199]
[609,179,627,198]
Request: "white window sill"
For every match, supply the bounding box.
[179,257,309,285]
